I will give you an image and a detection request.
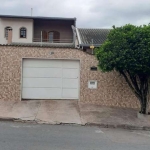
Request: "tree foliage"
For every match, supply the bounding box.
[95,24,150,114]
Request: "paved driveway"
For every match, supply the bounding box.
[0,100,150,129]
[0,100,81,124]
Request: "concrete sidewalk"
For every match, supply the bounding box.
[79,103,150,130]
[0,100,81,124]
[0,100,150,130]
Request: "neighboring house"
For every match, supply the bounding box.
[74,27,110,53]
[0,15,139,108]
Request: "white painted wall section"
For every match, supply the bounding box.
[0,18,33,44]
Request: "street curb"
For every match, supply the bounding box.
[0,117,14,122]
[85,123,150,131]
[0,117,36,123]
[0,117,82,126]
[0,117,150,131]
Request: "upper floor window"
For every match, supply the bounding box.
[5,27,12,38]
[48,31,60,43]
[20,27,27,38]
[48,32,54,42]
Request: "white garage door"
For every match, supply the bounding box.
[22,59,79,99]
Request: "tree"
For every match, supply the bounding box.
[95,24,150,114]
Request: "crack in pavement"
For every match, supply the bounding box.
[34,102,42,121]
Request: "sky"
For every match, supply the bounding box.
[0,0,150,28]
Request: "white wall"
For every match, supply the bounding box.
[0,18,33,44]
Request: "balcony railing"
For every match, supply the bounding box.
[9,32,75,48]
[33,33,73,43]
[33,38,73,43]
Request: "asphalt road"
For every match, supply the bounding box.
[0,121,150,150]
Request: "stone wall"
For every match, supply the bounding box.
[0,46,139,108]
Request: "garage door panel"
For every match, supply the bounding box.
[23,68,62,78]
[63,69,78,78]
[62,89,78,99]
[22,59,79,100]
[62,60,79,68]
[22,88,62,99]
[63,79,78,88]
[23,59,62,68]
[23,78,62,88]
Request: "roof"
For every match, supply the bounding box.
[0,42,75,48]
[77,28,110,47]
[0,15,76,21]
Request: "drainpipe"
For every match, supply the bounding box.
[71,25,76,47]
[76,28,82,45]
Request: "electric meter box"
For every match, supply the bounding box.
[88,80,97,89]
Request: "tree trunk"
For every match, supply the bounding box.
[120,70,149,114]
[140,99,147,114]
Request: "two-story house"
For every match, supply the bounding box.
[0,15,139,109]
[0,15,75,46]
